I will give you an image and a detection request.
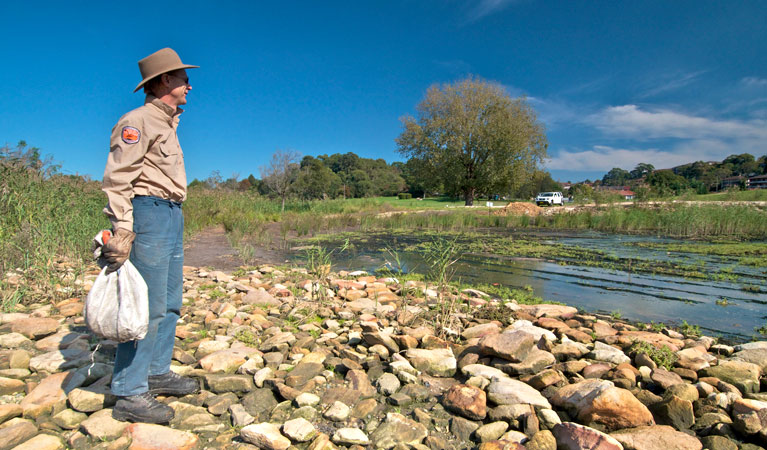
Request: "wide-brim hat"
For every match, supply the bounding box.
[134,47,199,93]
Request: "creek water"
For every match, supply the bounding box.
[309,230,767,342]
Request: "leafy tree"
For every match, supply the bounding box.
[293,156,342,200]
[758,155,767,174]
[601,167,630,186]
[515,170,562,199]
[260,149,301,211]
[723,153,757,175]
[396,77,547,205]
[630,163,654,179]
[646,170,690,196]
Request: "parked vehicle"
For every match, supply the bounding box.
[535,191,564,206]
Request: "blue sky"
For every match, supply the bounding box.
[1,1,765,183]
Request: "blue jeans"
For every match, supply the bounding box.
[111,196,183,396]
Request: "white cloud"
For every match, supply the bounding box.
[465,0,521,22]
[742,77,767,87]
[587,104,767,140]
[545,146,693,171]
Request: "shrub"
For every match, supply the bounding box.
[398,193,413,199]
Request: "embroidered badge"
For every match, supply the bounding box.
[121,126,141,144]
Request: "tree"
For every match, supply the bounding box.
[260,149,301,211]
[396,77,548,205]
[630,163,654,180]
[293,156,342,200]
[601,167,630,186]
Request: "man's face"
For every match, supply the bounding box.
[165,69,191,106]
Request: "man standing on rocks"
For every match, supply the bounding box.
[100,47,200,423]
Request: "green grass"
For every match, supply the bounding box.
[687,189,767,202]
[0,163,109,306]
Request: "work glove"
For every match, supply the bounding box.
[101,228,136,274]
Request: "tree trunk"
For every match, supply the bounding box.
[281,195,286,212]
[464,188,475,206]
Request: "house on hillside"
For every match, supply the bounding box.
[618,189,635,200]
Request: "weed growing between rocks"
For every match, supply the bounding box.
[629,340,678,370]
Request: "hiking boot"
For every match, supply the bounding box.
[148,371,199,396]
[112,392,174,423]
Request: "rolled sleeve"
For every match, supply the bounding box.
[102,117,148,231]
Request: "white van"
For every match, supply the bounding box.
[535,191,564,206]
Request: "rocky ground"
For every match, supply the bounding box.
[1,263,767,450]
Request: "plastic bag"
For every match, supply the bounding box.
[85,231,148,342]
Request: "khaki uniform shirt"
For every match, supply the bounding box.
[102,95,187,230]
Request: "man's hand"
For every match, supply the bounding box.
[101,228,136,273]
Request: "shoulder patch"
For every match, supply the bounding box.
[121,126,141,144]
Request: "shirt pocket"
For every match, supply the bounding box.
[159,136,181,157]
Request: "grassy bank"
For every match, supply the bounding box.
[0,163,108,307]
[184,189,767,240]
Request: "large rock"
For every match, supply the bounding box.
[79,409,129,440]
[731,398,767,435]
[478,330,536,363]
[10,318,59,339]
[19,371,69,418]
[370,412,428,449]
[204,374,254,393]
[28,349,90,373]
[516,304,577,318]
[487,377,551,408]
[34,331,88,352]
[550,379,654,431]
[126,423,199,450]
[404,348,456,377]
[0,419,38,450]
[610,425,702,450]
[700,359,761,394]
[0,377,24,396]
[461,364,508,380]
[243,289,281,307]
[241,423,291,450]
[199,348,258,373]
[552,422,624,450]
[67,386,117,412]
[10,433,64,450]
[259,332,296,352]
[590,341,631,365]
[282,418,316,442]
[650,395,694,430]
[443,384,487,420]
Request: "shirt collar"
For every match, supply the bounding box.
[145,95,184,119]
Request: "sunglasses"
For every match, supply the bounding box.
[168,73,190,85]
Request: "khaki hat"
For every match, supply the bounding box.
[134,48,199,93]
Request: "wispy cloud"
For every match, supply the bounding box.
[742,76,767,87]
[464,0,521,23]
[636,70,707,98]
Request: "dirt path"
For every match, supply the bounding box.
[183,225,244,271]
[184,224,291,270]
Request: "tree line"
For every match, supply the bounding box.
[190,77,557,207]
[596,153,767,196]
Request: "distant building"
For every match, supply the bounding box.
[618,189,635,200]
[748,174,767,189]
[721,176,745,190]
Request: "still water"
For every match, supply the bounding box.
[311,231,767,342]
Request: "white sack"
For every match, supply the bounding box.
[86,231,148,342]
